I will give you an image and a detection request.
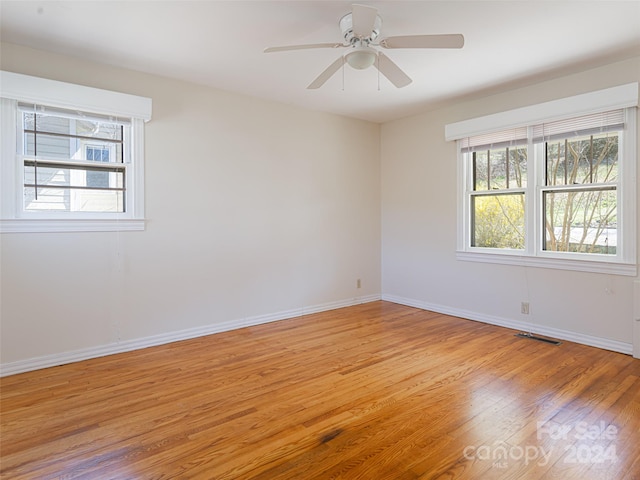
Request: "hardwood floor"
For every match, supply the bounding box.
[1,301,639,479]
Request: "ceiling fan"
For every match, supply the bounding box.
[264,4,464,89]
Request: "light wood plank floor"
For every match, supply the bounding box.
[1,301,639,479]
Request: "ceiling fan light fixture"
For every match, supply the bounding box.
[345,48,377,70]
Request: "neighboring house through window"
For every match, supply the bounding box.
[85,145,114,189]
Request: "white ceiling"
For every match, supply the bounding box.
[1,1,639,123]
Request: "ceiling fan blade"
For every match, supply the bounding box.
[307,56,345,89]
[352,4,378,38]
[264,43,345,53]
[374,53,412,88]
[380,34,465,49]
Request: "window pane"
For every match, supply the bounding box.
[23,112,124,163]
[489,148,507,190]
[24,163,124,213]
[471,194,525,249]
[25,164,124,188]
[474,151,488,191]
[473,146,527,191]
[23,112,123,141]
[23,130,71,160]
[546,133,618,186]
[508,146,527,188]
[75,119,122,142]
[24,187,124,213]
[591,133,618,183]
[23,112,69,135]
[544,189,616,254]
[86,170,110,188]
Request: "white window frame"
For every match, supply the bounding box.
[446,84,638,276]
[0,71,151,233]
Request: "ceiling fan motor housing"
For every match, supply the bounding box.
[340,12,382,45]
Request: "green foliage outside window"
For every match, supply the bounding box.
[473,194,525,249]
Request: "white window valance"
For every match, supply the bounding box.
[0,71,152,122]
[445,83,637,142]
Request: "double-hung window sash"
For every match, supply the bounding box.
[19,103,130,214]
[533,110,624,256]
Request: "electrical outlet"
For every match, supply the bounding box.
[521,302,530,315]
[357,279,361,289]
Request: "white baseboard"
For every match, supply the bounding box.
[7,292,626,377]
[0,294,381,377]
[382,294,633,355]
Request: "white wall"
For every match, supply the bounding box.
[0,43,381,369]
[381,56,640,352]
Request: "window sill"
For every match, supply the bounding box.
[0,218,145,233]
[456,250,636,276]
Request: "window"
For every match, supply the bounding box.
[468,137,528,250]
[21,106,127,213]
[446,84,637,275]
[1,71,151,233]
[539,115,621,256]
